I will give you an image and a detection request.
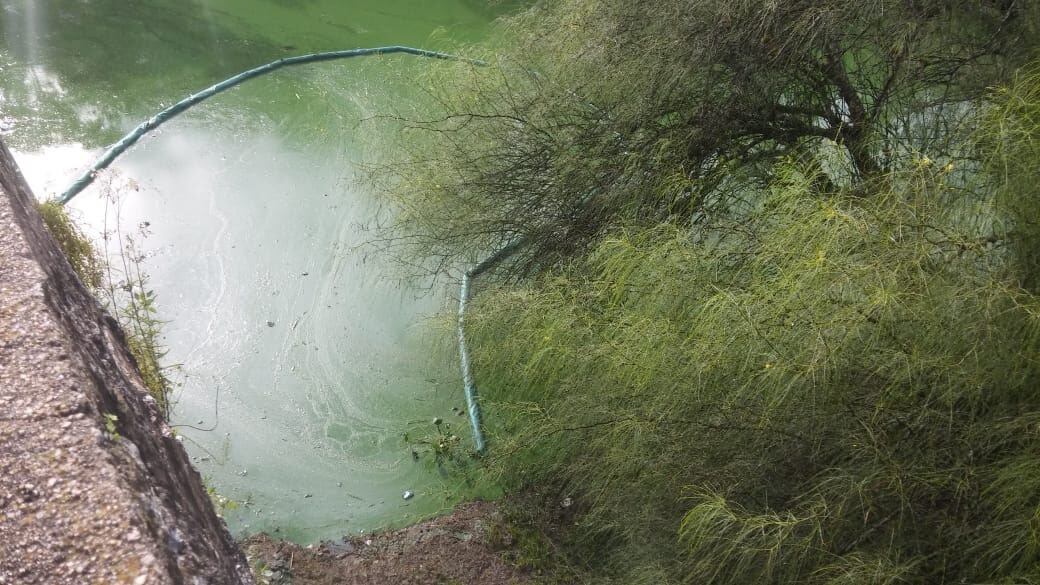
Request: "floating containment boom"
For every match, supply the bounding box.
[457,239,525,453]
[55,46,486,205]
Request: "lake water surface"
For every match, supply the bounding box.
[0,0,503,543]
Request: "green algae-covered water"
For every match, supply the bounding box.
[0,0,505,542]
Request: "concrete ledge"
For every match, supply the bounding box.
[0,138,252,584]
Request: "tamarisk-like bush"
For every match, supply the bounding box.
[369,0,1038,278]
[369,1,1040,582]
[465,69,1040,584]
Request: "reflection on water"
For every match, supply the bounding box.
[2,0,505,542]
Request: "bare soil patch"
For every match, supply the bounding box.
[243,501,533,585]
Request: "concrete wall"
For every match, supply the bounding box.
[0,138,253,584]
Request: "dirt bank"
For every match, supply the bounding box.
[243,501,533,585]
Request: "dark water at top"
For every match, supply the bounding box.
[0,0,505,542]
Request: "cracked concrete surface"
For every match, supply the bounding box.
[0,138,253,584]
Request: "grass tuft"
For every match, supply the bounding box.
[37,200,103,290]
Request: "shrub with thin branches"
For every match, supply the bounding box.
[464,71,1040,582]
[367,2,1040,581]
[368,0,1037,278]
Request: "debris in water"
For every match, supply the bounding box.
[402,490,414,500]
[266,320,275,327]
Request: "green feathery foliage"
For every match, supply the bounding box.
[367,1,1040,581]
[368,0,1037,278]
[463,69,1040,582]
[981,64,1040,291]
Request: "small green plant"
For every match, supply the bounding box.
[109,233,173,418]
[93,173,175,417]
[205,480,241,516]
[37,175,174,419]
[102,412,120,440]
[404,417,464,459]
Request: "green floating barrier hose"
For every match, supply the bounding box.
[457,239,525,453]
[55,46,485,205]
